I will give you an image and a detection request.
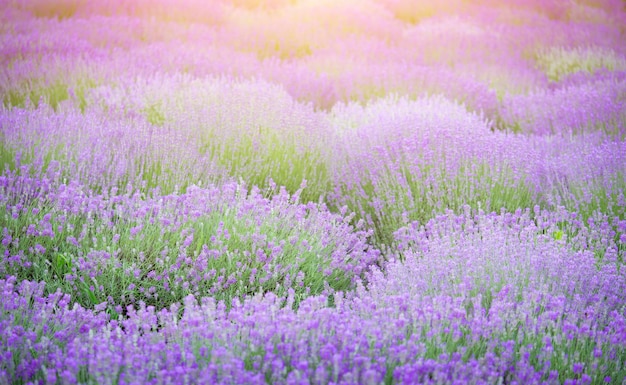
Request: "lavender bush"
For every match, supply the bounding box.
[0,168,379,316]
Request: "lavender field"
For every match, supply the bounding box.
[1,0,626,384]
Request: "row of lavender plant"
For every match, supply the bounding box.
[3,75,625,247]
[3,1,625,119]
[2,207,624,383]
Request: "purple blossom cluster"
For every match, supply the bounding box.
[500,74,626,135]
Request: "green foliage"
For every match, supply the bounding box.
[0,140,17,172]
[142,103,166,126]
[2,89,27,109]
[535,46,626,82]
[342,158,538,247]
[2,76,94,112]
[200,126,331,204]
